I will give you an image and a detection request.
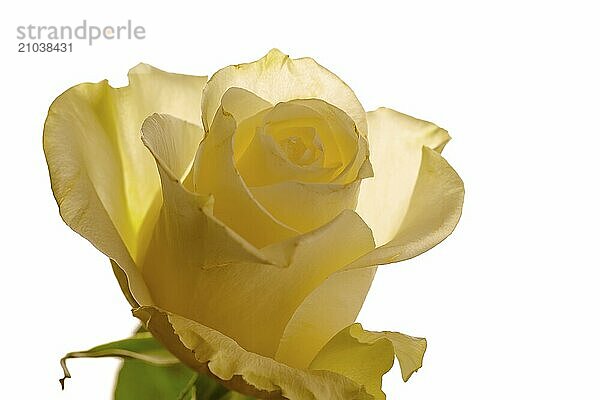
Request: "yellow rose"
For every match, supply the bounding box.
[45,49,464,399]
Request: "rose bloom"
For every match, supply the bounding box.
[44,49,464,399]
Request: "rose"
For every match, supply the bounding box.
[44,49,464,399]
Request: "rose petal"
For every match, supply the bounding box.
[140,113,278,269]
[192,105,299,248]
[351,146,464,269]
[213,88,274,162]
[235,120,341,186]
[235,99,369,187]
[250,180,362,233]
[279,100,372,184]
[43,64,207,305]
[221,92,372,234]
[241,114,372,232]
[221,87,274,126]
[111,260,143,308]
[140,134,376,358]
[356,108,452,245]
[201,49,367,137]
[141,114,204,182]
[274,267,377,369]
[134,306,373,400]
[310,323,427,399]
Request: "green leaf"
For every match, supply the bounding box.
[59,331,180,389]
[177,373,256,400]
[115,358,196,400]
[190,373,230,399]
[217,392,257,400]
[59,328,257,399]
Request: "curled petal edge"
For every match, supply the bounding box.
[133,306,374,400]
[348,146,464,269]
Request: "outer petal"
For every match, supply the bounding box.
[356,108,451,246]
[43,64,207,305]
[274,267,377,369]
[201,49,367,137]
[353,108,464,267]
[309,324,427,400]
[144,206,375,358]
[351,146,464,268]
[134,306,373,400]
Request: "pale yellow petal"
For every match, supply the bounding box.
[356,108,452,246]
[217,87,274,161]
[235,123,341,186]
[250,180,361,233]
[231,97,371,233]
[201,49,367,137]
[192,106,299,248]
[140,113,204,182]
[134,306,373,400]
[259,99,359,175]
[274,267,377,369]
[310,323,427,400]
[140,113,276,270]
[43,64,207,306]
[221,87,273,126]
[235,99,370,188]
[111,260,144,308]
[283,99,372,184]
[350,145,464,269]
[142,199,375,358]
[127,64,207,126]
[353,328,427,382]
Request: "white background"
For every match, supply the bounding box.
[1,0,599,399]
